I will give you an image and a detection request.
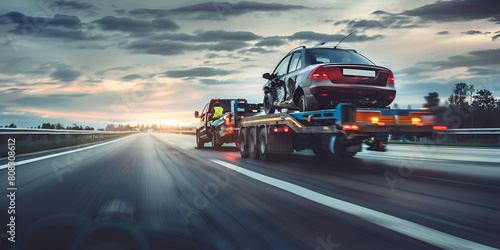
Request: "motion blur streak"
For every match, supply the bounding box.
[210,159,496,250]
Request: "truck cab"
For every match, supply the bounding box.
[194,98,250,148]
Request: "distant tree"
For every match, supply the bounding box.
[84,126,94,130]
[37,125,40,129]
[473,89,496,110]
[8,123,16,128]
[55,123,64,129]
[449,83,474,106]
[424,92,440,108]
[407,104,412,110]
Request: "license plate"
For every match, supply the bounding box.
[343,69,375,77]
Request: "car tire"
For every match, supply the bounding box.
[263,93,275,114]
[313,148,329,159]
[239,128,249,158]
[196,131,204,148]
[299,95,307,112]
[248,127,258,160]
[258,128,271,161]
[212,131,221,149]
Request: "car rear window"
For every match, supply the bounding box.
[307,49,374,65]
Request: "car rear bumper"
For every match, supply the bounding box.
[308,84,396,109]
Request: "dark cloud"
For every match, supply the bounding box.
[207,41,249,51]
[94,16,180,33]
[51,1,95,10]
[492,34,500,42]
[120,74,143,81]
[437,31,449,35]
[461,30,483,35]
[335,11,421,32]
[424,48,500,70]
[50,65,82,82]
[164,67,237,78]
[287,31,383,43]
[239,47,277,54]
[11,94,87,107]
[255,36,287,47]
[0,12,103,41]
[402,0,500,23]
[205,53,220,59]
[95,66,134,76]
[4,88,25,93]
[128,2,310,20]
[125,40,203,55]
[150,30,260,42]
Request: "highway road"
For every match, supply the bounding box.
[1,133,499,249]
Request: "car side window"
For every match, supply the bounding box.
[273,54,292,76]
[288,52,302,73]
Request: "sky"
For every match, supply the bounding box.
[0,0,499,128]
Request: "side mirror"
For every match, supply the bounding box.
[262,73,272,80]
[194,111,199,118]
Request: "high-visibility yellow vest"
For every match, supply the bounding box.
[213,106,223,118]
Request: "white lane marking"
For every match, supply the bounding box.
[210,159,496,250]
[179,146,187,150]
[357,154,448,162]
[0,136,130,170]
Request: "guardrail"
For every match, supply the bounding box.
[0,128,138,155]
[422,128,500,145]
[153,130,196,135]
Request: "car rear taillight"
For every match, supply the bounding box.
[387,71,394,84]
[224,115,231,126]
[308,66,341,80]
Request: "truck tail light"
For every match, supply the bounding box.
[273,126,289,133]
[224,115,231,126]
[433,126,447,130]
[342,124,359,130]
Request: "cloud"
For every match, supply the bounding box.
[239,47,277,54]
[120,74,143,81]
[50,65,82,82]
[437,31,449,35]
[94,16,180,33]
[207,41,249,51]
[11,94,88,107]
[401,0,500,23]
[95,66,134,76]
[164,67,237,78]
[287,31,383,43]
[492,34,500,42]
[423,48,500,70]
[199,79,237,85]
[125,40,203,55]
[150,30,261,42]
[334,11,422,32]
[128,2,310,20]
[255,36,287,47]
[461,30,483,35]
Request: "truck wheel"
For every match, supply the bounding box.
[239,128,249,158]
[299,95,307,112]
[263,93,275,114]
[248,127,258,159]
[258,128,271,161]
[196,131,204,148]
[212,132,221,149]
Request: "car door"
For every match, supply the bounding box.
[285,51,302,104]
[198,103,209,139]
[272,54,292,105]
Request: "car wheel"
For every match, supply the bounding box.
[248,127,258,160]
[196,131,204,148]
[239,128,249,158]
[263,93,275,114]
[299,95,307,112]
[212,131,221,149]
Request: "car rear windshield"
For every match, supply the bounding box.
[307,49,374,65]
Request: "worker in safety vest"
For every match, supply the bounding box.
[213,101,223,119]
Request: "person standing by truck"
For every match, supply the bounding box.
[213,101,223,119]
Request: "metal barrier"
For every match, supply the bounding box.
[432,128,500,145]
[0,128,138,155]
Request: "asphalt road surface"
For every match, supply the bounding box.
[1,133,499,249]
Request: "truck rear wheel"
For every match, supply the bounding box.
[239,128,249,158]
[196,131,204,148]
[212,132,221,149]
[248,127,258,159]
[258,128,271,161]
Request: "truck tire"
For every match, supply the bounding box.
[239,128,249,158]
[313,148,329,159]
[212,131,221,149]
[248,127,258,160]
[258,128,271,161]
[263,93,275,114]
[196,131,204,148]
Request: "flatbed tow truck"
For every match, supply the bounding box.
[196,98,446,160]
